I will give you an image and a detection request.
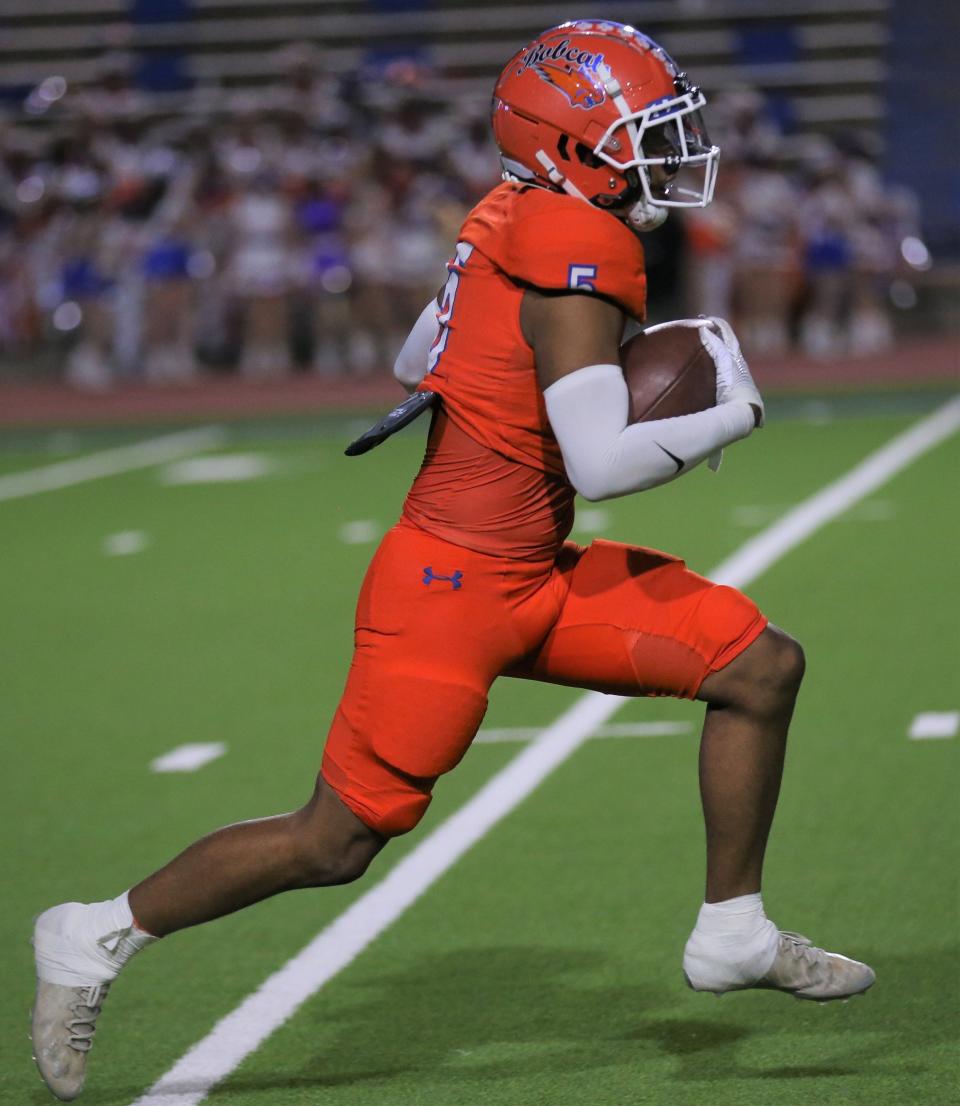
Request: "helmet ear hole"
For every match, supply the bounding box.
[574,142,605,170]
[590,166,644,209]
[556,134,571,162]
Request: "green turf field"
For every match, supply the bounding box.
[3,393,958,1105]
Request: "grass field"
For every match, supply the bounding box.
[2,391,958,1106]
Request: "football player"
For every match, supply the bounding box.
[31,23,874,1101]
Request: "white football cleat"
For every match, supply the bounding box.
[685,929,875,1002]
[31,899,152,1101]
[31,978,110,1101]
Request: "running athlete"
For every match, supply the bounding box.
[31,23,874,1102]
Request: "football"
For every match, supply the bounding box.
[622,324,717,423]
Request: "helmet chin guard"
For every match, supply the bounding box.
[492,21,720,231]
[625,198,668,232]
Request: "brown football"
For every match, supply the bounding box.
[622,325,716,423]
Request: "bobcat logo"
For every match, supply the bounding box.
[533,60,606,110]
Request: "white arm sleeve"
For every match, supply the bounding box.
[544,363,755,501]
[393,299,439,390]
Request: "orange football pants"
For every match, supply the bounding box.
[321,520,767,836]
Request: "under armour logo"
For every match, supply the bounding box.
[422,566,463,590]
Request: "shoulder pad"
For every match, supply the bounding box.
[463,185,646,319]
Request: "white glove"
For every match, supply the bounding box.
[640,318,748,471]
[699,318,765,427]
[639,317,761,471]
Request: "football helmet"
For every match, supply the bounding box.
[492,21,720,231]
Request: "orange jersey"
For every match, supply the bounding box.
[402,181,647,560]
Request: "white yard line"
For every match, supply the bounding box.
[908,712,959,740]
[103,530,149,557]
[150,744,228,773]
[0,426,227,502]
[338,519,381,545]
[130,397,960,1106]
[159,453,272,485]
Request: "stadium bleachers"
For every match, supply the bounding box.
[1,0,890,142]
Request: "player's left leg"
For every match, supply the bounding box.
[128,775,385,936]
[508,539,874,1002]
[32,520,545,1100]
[32,776,384,1101]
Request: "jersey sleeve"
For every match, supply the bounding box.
[465,187,647,320]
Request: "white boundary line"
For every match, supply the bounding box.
[710,397,960,588]
[131,397,960,1106]
[0,426,227,502]
[475,720,693,742]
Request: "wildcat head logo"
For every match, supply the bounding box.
[533,60,606,110]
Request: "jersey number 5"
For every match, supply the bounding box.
[427,241,475,374]
[568,264,598,291]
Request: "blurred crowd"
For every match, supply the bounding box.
[0,46,929,388]
[682,88,927,361]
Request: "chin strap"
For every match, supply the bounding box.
[534,150,589,201]
[534,149,668,233]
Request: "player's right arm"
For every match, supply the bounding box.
[524,290,760,502]
[393,295,444,393]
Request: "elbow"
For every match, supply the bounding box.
[572,469,665,501]
[568,470,613,502]
[393,361,422,391]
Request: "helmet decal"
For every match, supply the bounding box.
[531,59,606,111]
[517,37,607,78]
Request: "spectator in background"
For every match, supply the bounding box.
[229,167,295,377]
[0,128,45,356]
[796,142,853,356]
[188,135,236,370]
[446,110,502,204]
[72,51,146,124]
[0,231,39,356]
[730,154,801,356]
[266,43,354,132]
[711,87,782,164]
[377,96,450,167]
[682,176,738,323]
[45,135,116,388]
[697,88,799,352]
[841,134,918,355]
[138,154,199,382]
[347,152,447,373]
[0,48,925,386]
[292,175,354,376]
[797,140,857,358]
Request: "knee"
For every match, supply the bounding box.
[771,628,806,692]
[750,626,805,711]
[287,782,386,889]
[295,834,380,888]
[704,624,804,715]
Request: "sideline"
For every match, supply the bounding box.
[0,426,226,502]
[131,398,959,1106]
[0,386,952,456]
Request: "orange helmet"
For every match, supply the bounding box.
[491,21,719,231]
